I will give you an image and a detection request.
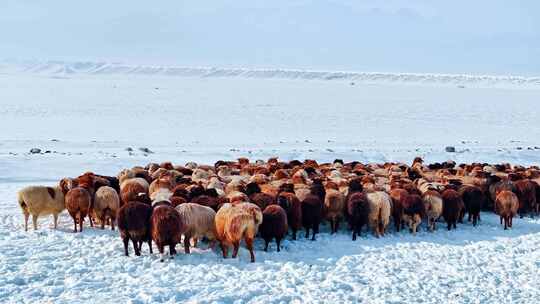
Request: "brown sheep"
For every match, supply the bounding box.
[347,192,370,240]
[441,189,464,230]
[120,178,149,206]
[459,185,484,226]
[277,192,302,240]
[93,186,120,230]
[151,202,185,261]
[117,201,153,256]
[215,202,262,262]
[17,184,65,231]
[389,188,408,232]
[324,189,345,234]
[495,190,519,229]
[402,194,425,235]
[301,194,323,241]
[514,179,537,217]
[259,205,288,252]
[65,187,92,232]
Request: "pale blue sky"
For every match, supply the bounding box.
[1,0,539,74]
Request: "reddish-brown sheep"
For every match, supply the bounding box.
[65,187,92,232]
[459,185,484,226]
[277,192,302,240]
[301,194,323,241]
[259,205,288,252]
[117,201,153,256]
[150,202,185,261]
[514,179,537,217]
[389,188,408,232]
[402,194,425,235]
[347,192,370,240]
[441,189,464,230]
[495,190,519,229]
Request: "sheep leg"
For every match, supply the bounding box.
[132,239,140,256]
[504,216,508,230]
[220,243,228,258]
[276,238,281,252]
[394,217,400,232]
[158,244,165,262]
[329,219,335,234]
[264,239,269,252]
[110,217,115,231]
[79,214,84,232]
[335,219,340,233]
[169,244,176,258]
[184,235,191,254]
[89,214,94,227]
[24,212,29,232]
[123,237,129,256]
[509,216,513,228]
[352,229,357,241]
[53,213,58,229]
[447,222,451,231]
[192,238,198,248]
[311,226,317,241]
[232,241,240,258]
[147,239,153,254]
[32,214,38,230]
[245,237,255,263]
[292,229,297,240]
[452,221,457,230]
[500,216,503,225]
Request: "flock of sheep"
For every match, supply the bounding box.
[17,157,540,262]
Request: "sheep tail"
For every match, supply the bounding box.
[18,192,28,213]
[377,205,384,234]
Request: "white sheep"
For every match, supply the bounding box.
[17,185,65,231]
[175,203,217,253]
[366,191,392,237]
[93,186,120,230]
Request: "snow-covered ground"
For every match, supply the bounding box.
[1,63,540,303]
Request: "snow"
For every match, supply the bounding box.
[1,63,540,303]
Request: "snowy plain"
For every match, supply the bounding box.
[1,62,540,303]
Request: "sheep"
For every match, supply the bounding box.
[277,192,302,240]
[259,205,288,252]
[324,189,345,234]
[150,201,185,261]
[459,185,484,226]
[191,194,220,211]
[17,184,65,231]
[120,178,149,206]
[402,194,425,235]
[389,188,408,232]
[495,190,519,229]
[347,192,370,240]
[249,192,275,210]
[215,202,263,262]
[117,201,153,256]
[301,194,323,241]
[366,191,392,237]
[514,179,537,217]
[175,203,217,254]
[65,187,92,232]
[441,189,464,230]
[93,186,120,230]
[422,190,443,231]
